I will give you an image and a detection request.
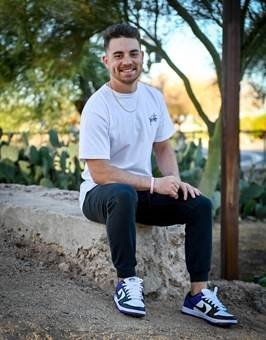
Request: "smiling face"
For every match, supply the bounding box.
[102,37,144,93]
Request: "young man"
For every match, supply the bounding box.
[79,23,237,326]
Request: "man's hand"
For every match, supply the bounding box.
[154,176,201,200]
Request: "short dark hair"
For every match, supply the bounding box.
[102,23,141,50]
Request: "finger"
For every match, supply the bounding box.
[181,184,188,200]
[170,185,179,199]
[169,191,178,199]
[188,186,196,198]
[194,189,201,196]
[190,186,201,196]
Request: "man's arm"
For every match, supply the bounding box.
[86,159,150,190]
[153,140,201,199]
[86,159,182,198]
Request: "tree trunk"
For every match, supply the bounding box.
[199,115,221,198]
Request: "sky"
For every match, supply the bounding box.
[142,25,265,117]
[146,25,220,82]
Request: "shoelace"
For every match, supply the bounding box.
[123,280,143,300]
[203,287,227,311]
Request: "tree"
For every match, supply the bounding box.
[122,0,266,197]
[0,0,122,129]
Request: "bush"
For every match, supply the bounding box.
[0,129,82,190]
[0,129,265,220]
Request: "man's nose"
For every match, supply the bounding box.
[122,56,133,65]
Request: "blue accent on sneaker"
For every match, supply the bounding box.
[114,276,145,317]
[181,287,238,326]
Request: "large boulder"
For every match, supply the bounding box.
[0,184,189,297]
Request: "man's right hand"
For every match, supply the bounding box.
[154,176,201,200]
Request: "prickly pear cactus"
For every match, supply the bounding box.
[0,145,19,162]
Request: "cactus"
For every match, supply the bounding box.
[21,132,29,148]
[34,165,43,182]
[18,160,31,175]
[49,129,61,147]
[0,145,19,162]
[25,145,40,165]
[40,146,53,177]
[67,143,78,158]
[0,159,16,181]
[59,150,69,172]
[40,178,54,188]
[56,173,69,189]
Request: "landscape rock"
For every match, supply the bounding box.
[0,184,189,297]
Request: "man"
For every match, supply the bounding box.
[79,23,237,326]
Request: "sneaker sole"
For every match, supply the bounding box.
[114,295,145,317]
[181,306,238,326]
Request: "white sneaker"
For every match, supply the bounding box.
[181,287,238,326]
[114,276,145,317]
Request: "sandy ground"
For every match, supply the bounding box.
[0,221,266,339]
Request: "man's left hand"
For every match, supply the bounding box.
[175,181,201,200]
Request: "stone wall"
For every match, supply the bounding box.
[0,184,189,297]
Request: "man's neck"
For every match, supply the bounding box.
[109,79,138,93]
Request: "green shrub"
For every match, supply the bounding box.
[0,129,265,220]
[240,180,266,219]
[0,129,82,190]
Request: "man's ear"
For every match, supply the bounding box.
[102,55,108,68]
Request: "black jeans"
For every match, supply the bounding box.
[82,183,212,282]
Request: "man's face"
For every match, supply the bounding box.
[102,37,144,86]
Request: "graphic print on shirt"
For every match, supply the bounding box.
[148,113,158,125]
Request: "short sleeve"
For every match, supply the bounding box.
[154,92,176,142]
[79,101,110,160]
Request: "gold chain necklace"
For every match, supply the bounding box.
[108,82,139,113]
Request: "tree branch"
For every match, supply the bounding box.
[154,0,159,40]
[138,30,214,135]
[200,0,222,27]
[166,0,221,90]
[240,0,251,45]
[241,11,266,76]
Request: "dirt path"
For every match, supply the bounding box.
[0,229,265,339]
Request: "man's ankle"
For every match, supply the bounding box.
[190,281,207,296]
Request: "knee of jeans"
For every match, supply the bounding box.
[198,195,212,213]
[113,184,138,206]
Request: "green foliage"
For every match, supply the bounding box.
[152,133,265,220]
[0,0,122,85]
[240,180,266,219]
[175,135,205,187]
[0,129,82,190]
[49,129,61,147]
[254,275,266,288]
[0,145,19,162]
[125,0,266,199]
[0,130,265,220]
[0,0,123,130]
[152,134,205,187]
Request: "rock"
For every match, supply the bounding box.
[58,262,70,272]
[0,184,188,297]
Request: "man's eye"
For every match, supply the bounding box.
[131,53,139,57]
[114,54,122,59]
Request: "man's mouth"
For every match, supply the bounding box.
[120,68,136,73]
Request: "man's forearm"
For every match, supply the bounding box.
[86,160,151,191]
[154,142,181,180]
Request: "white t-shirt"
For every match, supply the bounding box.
[79,82,175,209]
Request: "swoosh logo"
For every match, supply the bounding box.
[117,289,126,301]
[195,301,212,314]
